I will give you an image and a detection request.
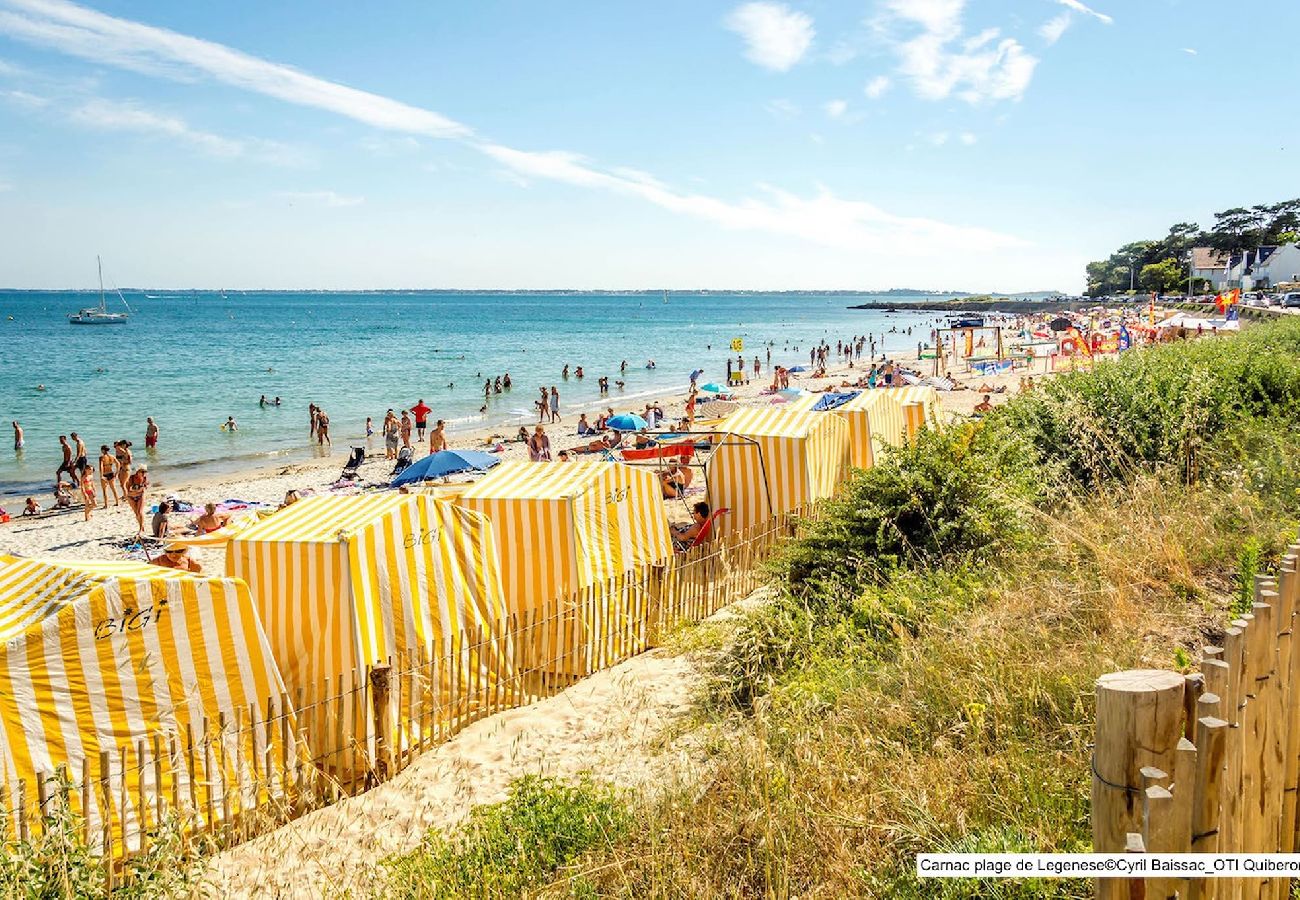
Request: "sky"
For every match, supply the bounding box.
[0,0,1295,292]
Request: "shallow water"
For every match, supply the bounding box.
[0,290,941,496]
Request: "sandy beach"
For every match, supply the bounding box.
[0,346,1026,568]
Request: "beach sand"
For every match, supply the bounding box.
[0,350,1028,565]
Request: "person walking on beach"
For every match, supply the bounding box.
[550,386,561,424]
[411,399,431,440]
[98,445,120,507]
[399,411,413,449]
[753,357,760,380]
[56,435,75,482]
[428,420,447,454]
[11,421,22,453]
[114,441,132,496]
[316,408,331,446]
[79,466,96,522]
[145,417,159,450]
[124,465,148,535]
[70,432,88,475]
[383,410,400,459]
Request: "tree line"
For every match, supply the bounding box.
[1085,198,1300,296]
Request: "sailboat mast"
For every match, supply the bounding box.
[98,255,105,312]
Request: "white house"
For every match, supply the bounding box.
[1244,243,1300,290]
[1190,247,1232,290]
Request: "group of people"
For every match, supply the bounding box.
[374,403,448,460]
[16,425,156,532]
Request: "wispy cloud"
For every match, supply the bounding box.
[1053,0,1113,26]
[927,131,950,146]
[1,86,47,108]
[0,0,1024,257]
[70,97,245,156]
[764,97,800,118]
[1182,47,1197,56]
[1038,13,1072,45]
[878,0,1038,104]
[823,99,847,119]
[723,2,814,72]
[358,134,420,156]
[277,190,363,208]
[959,131,977,145]
[864,75,892,99]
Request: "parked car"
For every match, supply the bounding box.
[1283,292,1300,308]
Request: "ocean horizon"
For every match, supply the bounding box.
[0,290,945,497]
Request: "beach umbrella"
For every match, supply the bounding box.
[699,383,726,393]
[788,365,808,373]
[607,413,648,432]
[1049,317,1071,332]
[391,449,500,486]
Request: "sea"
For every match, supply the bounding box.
[0,290,949,498]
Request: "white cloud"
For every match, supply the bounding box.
[277,190,363,208]
[1182,48,1197,56]
[826,41,857,65]
[864,75,892,99]
[880,0,1039,104]
[0,0,1025,259]
[358,134,419,156]
[764,97,800,118]
[1053,0,1112,26]
[723,2,814,72]
[959,131,977,145]
[69,97,245,156]
[823,98,847,119]
[809,133,824,145]
[1,87,48,108]
[1038,13,1071,45]
[927,131,950,146]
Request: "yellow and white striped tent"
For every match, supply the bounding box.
[0,556,293,846]
[227,493,511,760]
[792,385,940,462]
[455,460,673,613]
[707,406,850,534]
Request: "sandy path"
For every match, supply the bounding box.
[202,633,724,897]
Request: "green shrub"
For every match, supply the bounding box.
[382,775,630,899]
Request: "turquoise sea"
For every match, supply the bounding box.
[0,290,943,497]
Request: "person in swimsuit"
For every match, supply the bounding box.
[411,399,431,440]
[528,425,551,462]
[151,498,173,537]
[145,417,159,450]
[70,432,88,475]
[428,420,447,454]
[124,465,148,534]
[152,546,201,573]
[114,441,132,496]
[309,404,318,438]
[55,435,75,481]
[316,408,331,446]
[195,502,230,533]
[98,445,120,506]
[11,421,22,452]
[550,387,561,424]
[383,410,400,459]
[79,467,96,522]
[399,411,413,449]
[22,497,40,516]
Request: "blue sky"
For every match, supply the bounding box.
[0,0,1294,292]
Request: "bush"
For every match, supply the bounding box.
[382,775,630,899]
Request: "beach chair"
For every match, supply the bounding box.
[674,507,729,552]
[340,446,365,481]
[391,446,413,476]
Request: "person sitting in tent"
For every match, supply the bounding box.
[671,501,712,548]
[152,545,202,573]
[659,463,693,500]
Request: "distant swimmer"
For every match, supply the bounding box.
[259,395,268,407]
[447,382,454,389]
[11,421,22,452]
[266,367,274,373]
[35,384,45,391]
[221,416,238,431]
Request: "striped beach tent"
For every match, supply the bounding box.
[792,386,940,462]
[787,393,876,470]
[455,460,673,613]
[0,556,293,849]
[227,493,510,764]
[707,407,850,535]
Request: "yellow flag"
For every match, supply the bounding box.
[730,337,744,352]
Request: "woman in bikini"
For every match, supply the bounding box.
[79,467,96,522]
[115,441,132,498]
[98,445,120,507]
[124,465,148,535]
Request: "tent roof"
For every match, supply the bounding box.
[459,459,633,502]
[721,407,822,439]
[232,493,418,544]
[0,555,213,644]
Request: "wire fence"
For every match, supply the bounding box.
[1,504,813,881]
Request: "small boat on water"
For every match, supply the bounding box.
[68,257,130,325]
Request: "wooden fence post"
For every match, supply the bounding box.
[369,665,394,784]
[1094,670,1186,900]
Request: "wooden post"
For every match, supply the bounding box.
[1093,670,1186,900]
[370,664,394,783]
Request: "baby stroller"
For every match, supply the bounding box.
[340,446,365,481]
[391,446,414,476]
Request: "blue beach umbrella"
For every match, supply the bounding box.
[788,365,808,373]
[607,413,648,432]
[391,449,500,486]
[699,383,726,393]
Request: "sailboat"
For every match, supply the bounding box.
[68,257,130,325]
